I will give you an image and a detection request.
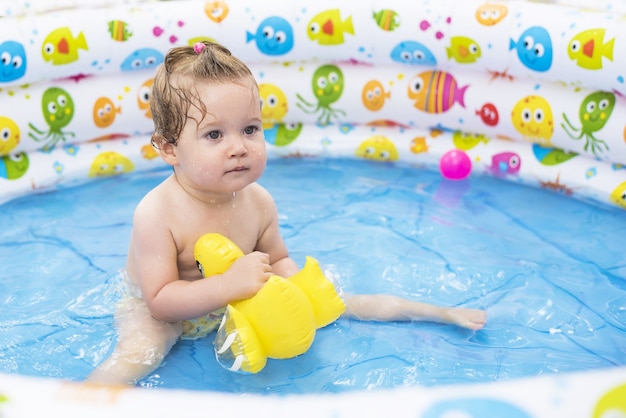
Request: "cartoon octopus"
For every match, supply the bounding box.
[28,87,75,152]
[296,64,346,126]
[561,91,615,157]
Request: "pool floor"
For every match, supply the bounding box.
[0,158,625,393]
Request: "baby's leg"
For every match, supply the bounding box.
[342,294,487,330]
[86,297,182,385]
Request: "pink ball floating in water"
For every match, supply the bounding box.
[439,149,472,180]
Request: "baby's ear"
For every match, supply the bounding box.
[160,143,178,165]
[153,133,178,165]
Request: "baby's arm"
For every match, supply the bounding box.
[247,185,487,330]
[252,185,300,278]
[342,294,487,331]
[130,195,271,323]
[138,248,272,322]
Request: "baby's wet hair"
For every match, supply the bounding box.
[150,41,256,148]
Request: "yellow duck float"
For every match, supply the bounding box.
[194,233,346,374]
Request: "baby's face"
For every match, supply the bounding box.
[174,79,266,197]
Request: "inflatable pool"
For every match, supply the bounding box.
[0,0,625,416]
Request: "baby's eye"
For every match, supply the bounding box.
[207,130,221,140]
[244,125,259,135]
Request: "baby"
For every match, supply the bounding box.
[87,41,486,385]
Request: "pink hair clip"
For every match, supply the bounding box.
[193,42,206,54]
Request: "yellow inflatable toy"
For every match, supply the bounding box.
[194,233,346,374]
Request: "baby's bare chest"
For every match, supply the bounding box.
[172,204,265,278]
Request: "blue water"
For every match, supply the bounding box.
[0,158,625,393]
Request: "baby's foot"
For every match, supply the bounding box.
[447,307,487,330]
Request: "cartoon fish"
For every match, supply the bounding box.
[424,398,531,418]
[88,151,135,177]
[452,131,489,150]
[390,41,437,66]
[0,115,21,155]
[204,1,229,23]
[447,36,481,64]
[92,97,121,128]
[141,143,159,159]
[246,16,294,56]
[0,151,29,180]
[410,136,428,153]
[408,70,468,113]
[263,124,278,142]
[361,80,390,111]
[259,83,288,128]
[307,9,354,46]
[0,40,27,82]
[120,48,164,72]
[265,122,303,146]
[366,120,411,129]
[594,383,626,418]
[509,26,552,72]
[610,181,626,209]
[188,36,218,46]
[137,78,154,118]
[355,135,398,161]
[511,95,554,145]
[568,28,614,70]
[476,103,499,126]
[373,9,400,31]
[41,27,88,65]
[487,152,521,175]
[475,3,508,26]
[532,144,577,166]
[108,20,133,42]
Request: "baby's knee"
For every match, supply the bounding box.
[117,328,180,364]
[114,339,167,368]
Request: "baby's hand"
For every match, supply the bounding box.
[223,251,272,301]
[446,307,487,331]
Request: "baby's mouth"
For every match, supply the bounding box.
[226,166,248,174]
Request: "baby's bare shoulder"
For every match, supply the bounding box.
[134,183,168,216]
[245,182,275,206]
[132,177,183,231]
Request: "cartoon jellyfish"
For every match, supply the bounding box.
[0,115,21,155]
[259,83,288,129]
[93,96,121,128]
[28,87,75,152]
[88,151,135,177]
[354,135,398,161]
[561,91,615,156]
[475,3,508,26]
[390,40,437,66]
[137,78,154,119]
[361,80,390,111]
[511,95,554,146]
[296,64,346,126]
[204,1,229,22]
[120,48,163,72]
